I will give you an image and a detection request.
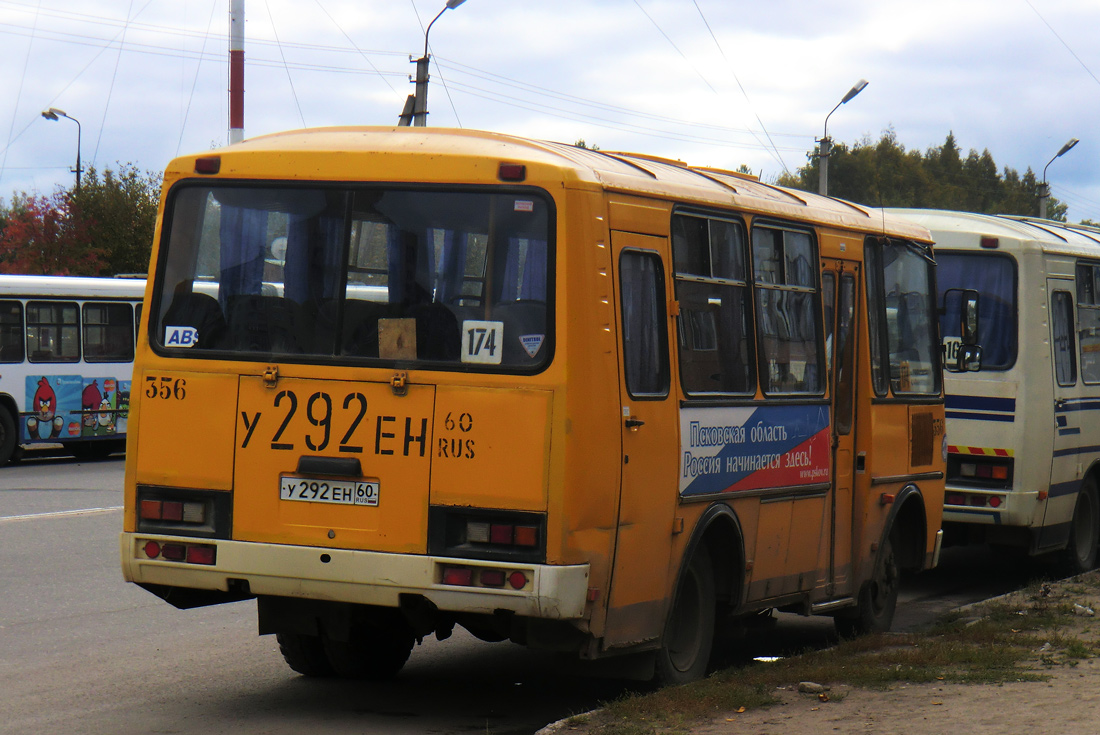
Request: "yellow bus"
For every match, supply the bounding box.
[121,127,945,684]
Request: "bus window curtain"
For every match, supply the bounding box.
[386,227,435,305]
[435,229,468,304]
[500,238,547,301]
[284,213,344,304]
[218,205,268,307]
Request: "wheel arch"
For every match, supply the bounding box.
[0,392,18,428]
[883,483,928,572]
[679,502,745,611]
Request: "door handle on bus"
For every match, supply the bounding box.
[624,418,645,429]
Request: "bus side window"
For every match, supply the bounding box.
[0,300,23,363]
[1052,291,1077,387]
[752,227,823,394]
[619,250,669,398]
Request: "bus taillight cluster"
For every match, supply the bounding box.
[440,564,528,590]
[142,540,216,565]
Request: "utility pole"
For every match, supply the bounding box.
[229,0,245,144]
[818,79,867,197]
[398,0,466,127]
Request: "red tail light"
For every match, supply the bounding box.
[442,567,473,586]
[186,545,217,565]
[479,570,506,587]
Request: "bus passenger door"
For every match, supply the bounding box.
[823,260,860,595]
[603,232,680,649]
[1045,280,1082,547]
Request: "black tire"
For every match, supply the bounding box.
[655,550,716,686]
[835,531,899,638]
[276,632,335,677]
[0,406,16,466]
[1061,477,1099,576]
[321,615,415,680]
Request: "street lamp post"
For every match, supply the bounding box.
[41,107,82,192]
[399,0,467,127]
[818,79,868,197]
[1039,137,1079,220]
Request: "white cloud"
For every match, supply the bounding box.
[0,0,1097,220]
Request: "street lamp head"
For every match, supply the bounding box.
[41,108,64,121]
[1057,137,1080,158]
[1043,136,1081,183]
[445,0,467,8]
[840,79,869,105]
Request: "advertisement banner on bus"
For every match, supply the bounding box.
[679,404,831,496]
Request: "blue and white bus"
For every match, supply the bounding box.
[891,210,1100,573]
[0,274,145,464]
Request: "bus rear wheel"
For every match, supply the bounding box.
[0,407,16,466]
[1061,478,1099,576]
[321,614,415,680]
[655,550,716,686]
[276,632,334,677]
[835,532,898,638]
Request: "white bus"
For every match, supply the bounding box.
[0,274,145,465]
[890,209,1100,573]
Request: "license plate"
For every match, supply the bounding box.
[279,476,379,506]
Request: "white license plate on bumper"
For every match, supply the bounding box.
[279,476,379,506]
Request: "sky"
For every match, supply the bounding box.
[1,0,1099,222]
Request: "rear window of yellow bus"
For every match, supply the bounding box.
[151,184,554,372]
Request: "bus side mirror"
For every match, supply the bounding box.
[956,343,982,372]
[961,291,980,345]
[942,288,981,373]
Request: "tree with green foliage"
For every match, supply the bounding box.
[68,163,162,276]
[776,130,1070,222]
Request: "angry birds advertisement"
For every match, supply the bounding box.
[23,375,128,443]
[81,377,119,437]
[24,375,82,442]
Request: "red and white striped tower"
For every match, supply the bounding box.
[229,0,245,144]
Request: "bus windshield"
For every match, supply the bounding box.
[868,238,942,395]
[936,252,1017,370]
[153,185,552,370]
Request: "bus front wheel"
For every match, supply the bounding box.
[0,407,15,466]
[321,614,415,680]
[655,550,716,686]
[835,531,898,638]
[1062,478,1099,576]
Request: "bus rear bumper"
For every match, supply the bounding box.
[120,532,590,620]
[942,486,1040,527]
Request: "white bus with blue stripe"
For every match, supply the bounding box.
[891,210,1100,573]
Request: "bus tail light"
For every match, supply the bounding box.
[439,565,530,591]
[141,499,206,524]
[442,567,474,586]
[947,454,1013,489]
[136,486,231,539]
[428,507,546,563]
[142,539,217,565]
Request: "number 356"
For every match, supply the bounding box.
[145,376,187,400]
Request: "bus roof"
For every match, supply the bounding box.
[0,274,146,299]
[169,126,931,243]
[886,208,1100,258]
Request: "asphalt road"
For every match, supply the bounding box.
[0,454,1053,735]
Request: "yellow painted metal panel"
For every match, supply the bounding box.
[134,370,237,490]
[430,386,551,511]
[233,376,435,553]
